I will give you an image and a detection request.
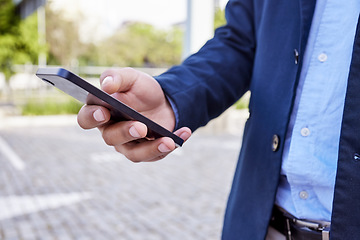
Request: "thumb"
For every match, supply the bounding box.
[100,68,141,94]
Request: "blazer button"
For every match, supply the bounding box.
[272,135,280,152]
[294,49,299,64]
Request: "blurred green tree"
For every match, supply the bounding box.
[44,5,226,68]
[0,0,41,81]
[214,7,226,29]
[91,22,183,68]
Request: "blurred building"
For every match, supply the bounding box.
[14,0,46,18]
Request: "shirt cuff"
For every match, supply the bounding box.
[166,95,180,130]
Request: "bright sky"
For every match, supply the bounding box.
[50,0,228,42]
[104,0,228,28]
[103,0,187,28]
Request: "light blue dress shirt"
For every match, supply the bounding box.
[276,0,360,221]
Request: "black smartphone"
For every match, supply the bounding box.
[36,67,183,147]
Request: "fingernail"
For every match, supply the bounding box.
[102,76,114,86]
[129,126,141,138]
[179,132,190,140]
[93,109,105,122]
[158,143,171,153]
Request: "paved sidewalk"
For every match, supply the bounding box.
[0,116,243,240]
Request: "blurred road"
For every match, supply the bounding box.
[0,116,243,240]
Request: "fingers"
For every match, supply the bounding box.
[116,137,176,162]
[77,105,111,129]
[78,101,192,162]
[101,121,148,146]
[77,67,191,163]
[106,126,192,163]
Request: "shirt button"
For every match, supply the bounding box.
[272,134,280,152]
[299,191,309,200]
[300,127,310,137]
[318,53,328,62]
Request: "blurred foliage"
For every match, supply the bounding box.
[214,7,226,29]
[21,97,83,115]
[0,1,226,74]
[0,0,42,81]
[234,92,250,109]
[92,22,183,67]
[0,0,19,34]
[45,2,184,68]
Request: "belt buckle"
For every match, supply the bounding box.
[321,226,330,240]
[291,217,331,240]
[285,218,292,240]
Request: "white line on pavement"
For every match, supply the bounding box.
[0,136,26,171]
[90,152,126,163]
[0,192,93,220]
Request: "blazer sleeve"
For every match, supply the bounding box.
[155,0,256,132]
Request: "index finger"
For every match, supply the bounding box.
[77,104,111,129]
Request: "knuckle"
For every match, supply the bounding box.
[130,158,142,163]
[122,67,135,73]
[114,145,124,154]
[100,69,115,79]
[114,145,140,163]
[125,152,141,163]
[157,154,167,160]
[77,106,91,129]
[102,130,114,146]
[77,117,86,129]
[122,67,140,79]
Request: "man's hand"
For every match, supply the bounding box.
[77,68,191,162]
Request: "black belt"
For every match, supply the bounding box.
[269,206,331,240]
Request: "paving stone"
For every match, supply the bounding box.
[0,121,243,240]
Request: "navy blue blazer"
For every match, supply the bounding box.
[156,0,360,239]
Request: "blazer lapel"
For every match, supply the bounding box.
[331,14,360,239]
